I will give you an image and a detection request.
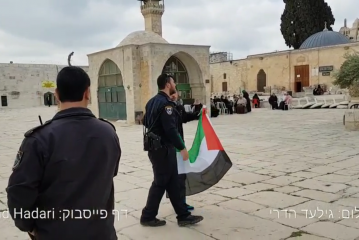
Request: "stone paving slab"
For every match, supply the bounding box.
[1,107,359,239]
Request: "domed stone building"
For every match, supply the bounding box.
[300,24,350,49]
[87,0,210,122]
[210,22,359,95]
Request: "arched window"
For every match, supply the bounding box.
[98,60,123,87]
[162,56,189,84]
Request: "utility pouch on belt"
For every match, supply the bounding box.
[144,132,162,151]
[143,108,163,151]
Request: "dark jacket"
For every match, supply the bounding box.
[6,108,121,240]
[143,91,185,150]
[269,95,278,104]
[242,91,251,112]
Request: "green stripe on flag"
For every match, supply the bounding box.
[176,111,205,163]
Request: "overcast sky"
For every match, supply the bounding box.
[0,0,356,65]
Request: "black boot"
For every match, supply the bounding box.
[140,218,166,227]
[178,215,203,227]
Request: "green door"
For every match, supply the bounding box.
[97,59,126,120]
[98,86,126,120]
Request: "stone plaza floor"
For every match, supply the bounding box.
[0,106,359,239]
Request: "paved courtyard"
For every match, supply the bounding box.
[0,106,359,239]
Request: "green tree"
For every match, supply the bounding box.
[280,0,335,49]
[333,53,359,90]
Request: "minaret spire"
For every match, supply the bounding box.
[140,0,165,36]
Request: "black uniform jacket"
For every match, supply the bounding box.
[6,107,121,240]
[143,91,185,150]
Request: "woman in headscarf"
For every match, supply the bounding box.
[242,90,251,113]
[268,93,278,110]
[235,95,247,114]
[192,99,203,112]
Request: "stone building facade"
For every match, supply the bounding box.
[210,25,359,96]
[0,63,88,108]
[87,0,210,123]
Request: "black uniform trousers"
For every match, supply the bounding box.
[178,174,186,201]
[141,146,190,221]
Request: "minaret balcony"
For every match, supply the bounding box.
[141,3,164,11]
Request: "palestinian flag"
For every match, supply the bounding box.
[177,106,232,196]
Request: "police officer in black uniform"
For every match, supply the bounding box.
[6,66,121,240]
[140,74,203,227]
[169,91,200,210]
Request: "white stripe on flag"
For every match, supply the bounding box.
[177,137,218,174]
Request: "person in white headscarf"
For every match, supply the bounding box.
[191,99,203,112]
[235,94,247,114]
[236,95,247,105]
[279,92,292,110]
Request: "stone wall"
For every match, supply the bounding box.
[210,59,247,95]
[138,45,152,113]
[210,52,229,63]
[210,42,359,94]
[0,63,88,108]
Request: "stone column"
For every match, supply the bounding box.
[190,83,206,103]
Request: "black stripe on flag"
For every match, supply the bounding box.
[184,150,232,196]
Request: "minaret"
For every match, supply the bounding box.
[344,18,347,27]
[140,0,164,36]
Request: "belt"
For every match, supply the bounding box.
[162,145,174,149]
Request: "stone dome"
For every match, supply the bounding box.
[299,29,350,49]
[117,30,168,47]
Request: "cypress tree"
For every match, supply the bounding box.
[280,0,335,49]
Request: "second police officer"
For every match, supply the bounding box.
[6,66,121,240]
[169,90,202,210]
[140,74,204,227]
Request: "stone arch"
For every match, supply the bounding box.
[97,59,127,120]
[257,69,267,92]
[162,56,189,84]
[160,51,204,104]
